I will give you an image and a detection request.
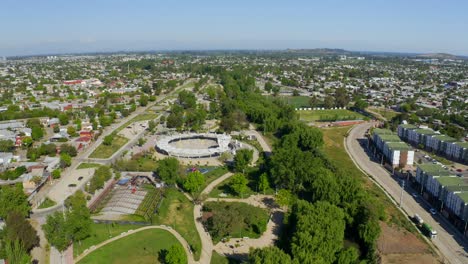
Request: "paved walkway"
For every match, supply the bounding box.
[74,225,196,264]
[346,122,468,264]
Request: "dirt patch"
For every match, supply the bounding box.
[378,222,430,254]
[381,253,440,264]
[378,222,439,264]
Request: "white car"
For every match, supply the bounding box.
[429,208,437,215]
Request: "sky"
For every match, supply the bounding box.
[1,0,468,56]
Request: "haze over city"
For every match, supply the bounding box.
[1,0,468,56]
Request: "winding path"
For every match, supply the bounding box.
[74,225,196,264]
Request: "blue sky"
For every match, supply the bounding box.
[1,0,468,56]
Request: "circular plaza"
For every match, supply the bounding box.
[155,133,232,158]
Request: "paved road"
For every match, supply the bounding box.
[346,122,468,264]
[74,225,196,264]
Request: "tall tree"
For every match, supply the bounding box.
[230,173,248,197]
[164,244,187,264]
[43,211,70,252]
[5,239,31,264]
[156,157,180,184]
[234,148,253,172]
[0,184,30,219]
[249,247,291,264]
[183,171,205,194]
[258,173,269,195]
[5,211,39,252]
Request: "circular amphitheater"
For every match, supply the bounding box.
[155,133,232,158]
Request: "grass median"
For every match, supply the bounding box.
[89,135,129,159]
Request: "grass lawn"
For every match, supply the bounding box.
[77,163,101,169]
[321,126,417,233]
[38,197,56,209]
[152,188,202,260]
[74,223,143,257]
[368,107,400,121]
[299,109,366,122]
[89,135,129,159]
[78,228,182,264]
[208,177,255,199]
[186,166,228,196]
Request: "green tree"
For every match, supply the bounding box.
[183,171,205,194]
[52,169,61,179]
[60,153,72,168]
[58,113,69,126]
[258,173,269,194]
[60,144,77,157]
[103,134,114,146]
[31,126,44,140]
[289,200,346,264]
[148,120,156,131]
[275,189,293,207]
[337,247,359,264]
[43,211,70,251]
[249,247,291,264]
[230,173,248,197]
[67,126,77,137]
[5,211,39,251]
[4,239,31,264]
[234,148,253,172]
[139,94,149,106]
[66,191,92,242]
[0,184,30,219]
[164,244,187,264]
[354,99,368,110]
[155,157,180,184]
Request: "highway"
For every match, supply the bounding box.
[346,122,468,264]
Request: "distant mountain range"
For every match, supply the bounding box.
[285,48,468,60]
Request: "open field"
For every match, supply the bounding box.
[299,109,366,122]
[89,135,129,159]
[78,228,181,264]
[368,107,400,121]
[74,223,143,257]
[211,251,239,264]
[152,188,202,260]
[273,95,311,108]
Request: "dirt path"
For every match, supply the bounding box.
[74,225,196,264]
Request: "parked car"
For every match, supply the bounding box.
[78,176,83,181]
[429,208,437,215]
[412,192,418,198]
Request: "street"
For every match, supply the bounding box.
[346,122,468,264]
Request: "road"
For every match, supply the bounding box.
[346,122,468,264]
[74,225,196,264]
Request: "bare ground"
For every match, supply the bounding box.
[378,222,441,264]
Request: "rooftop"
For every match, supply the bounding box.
[379,134,403,142]
[373,128,395,136]
[456,192,468,204]
[399,124,417,129]
[387,142,412,150]
[418,164,454,176]
[414,128,437,135]
[436,176,464,187]
[455,142,468,148]
[433,134,457,142]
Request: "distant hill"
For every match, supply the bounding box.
[286,48,353,55]
[415,53,460,60]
